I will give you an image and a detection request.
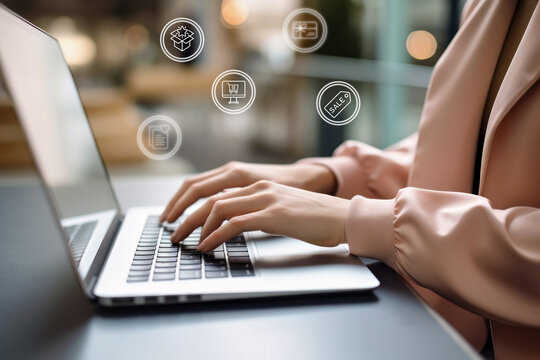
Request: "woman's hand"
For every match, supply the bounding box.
[170,180,349,252]
[160,162,336,223]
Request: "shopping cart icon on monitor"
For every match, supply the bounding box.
[222,80,246,104]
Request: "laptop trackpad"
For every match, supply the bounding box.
[250,233,366,279]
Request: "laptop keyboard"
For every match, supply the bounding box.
[127,216,255,282]
[64,220,97,266]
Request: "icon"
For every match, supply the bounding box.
[149,125,170,149]
[137,115,182,160]
[324,91,351,119]
[212,70,256,115]
[292,21,318,40]
[170,26,194,52]
[283,8,327,53]
[160,18,204,63]
[316,81,361,126]
[222,80,246,104]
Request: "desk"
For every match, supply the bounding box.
[0,177,478,360]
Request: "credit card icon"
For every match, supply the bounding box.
[292,21,318,40]
[324,91,351,119]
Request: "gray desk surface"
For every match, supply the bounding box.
[0,177,477,360]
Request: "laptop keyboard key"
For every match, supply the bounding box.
[130,265,152,271]
[205,264,227,271]
[204,261,226,268]
[158,248,179,253]
[226,247,248,252]
[154,267,176,274]
[180,254,201,260]
[156,253,178,258]
[153,273,175,281]
[135,250,155,256]
[159,244,177,248]
[226,242,247,248]
[179,264,202,270]
[155,262,177,268]
[133,255,154,261]
[229,263,253,270]
[231,268,255,277]
[179,270,202,280]
[180,259,201,265]
[132,259,153,266]
[226,251,249,257]
[206,271,228,278]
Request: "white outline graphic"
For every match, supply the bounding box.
[170,25,195,52]
[222,80,246,104]
[283,8,328,53]
[137,115,182,160]
[292,21,318,40]
[316,81,361,126]
[211,70,256,114]
[160,18,204,63]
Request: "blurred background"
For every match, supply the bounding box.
[0,0,466,178]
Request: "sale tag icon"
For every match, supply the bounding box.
[323,91,351,119]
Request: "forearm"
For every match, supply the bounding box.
[346,187,540,327]
[298,133,418,199]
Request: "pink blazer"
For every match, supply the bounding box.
[303,0,540,358]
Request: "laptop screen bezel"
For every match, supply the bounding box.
[0,4,123,299]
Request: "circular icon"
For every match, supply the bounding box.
[137,115,182,160]
[283,8,328,53]
[316,81,361,126]
[160,18,204,62]
[211,70,256,115]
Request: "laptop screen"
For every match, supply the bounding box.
[0,6,121,285]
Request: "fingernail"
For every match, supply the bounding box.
[197,243,206,252]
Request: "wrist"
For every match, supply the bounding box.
[346,196,396,266]
[297,163,337,194]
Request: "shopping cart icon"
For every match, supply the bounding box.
[222,80,246,104]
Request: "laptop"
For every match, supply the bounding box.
[0,6,379,306]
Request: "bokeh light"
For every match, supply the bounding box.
[406,30,437,60]
[123,24,149,51]
[49,17,96,67]
[221,0,249,26]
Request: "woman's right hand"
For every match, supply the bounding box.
[160,161,336,223]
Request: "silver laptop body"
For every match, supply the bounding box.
[0,5,379,306]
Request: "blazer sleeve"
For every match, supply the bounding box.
[298,133,418,199]
[346,187,540,327]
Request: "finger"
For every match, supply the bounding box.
[170,185,263,243]
[165,171,247,223]
[200,194,270,241]
[198,211,270,252]
[160,167,226,222]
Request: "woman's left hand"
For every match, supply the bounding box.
[170,180,350,252]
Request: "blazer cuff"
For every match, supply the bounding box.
[297,156,367,199]
[346,195,396,267]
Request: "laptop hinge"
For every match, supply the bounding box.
[86,215,123,298]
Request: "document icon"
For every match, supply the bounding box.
[149,125,170,149]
